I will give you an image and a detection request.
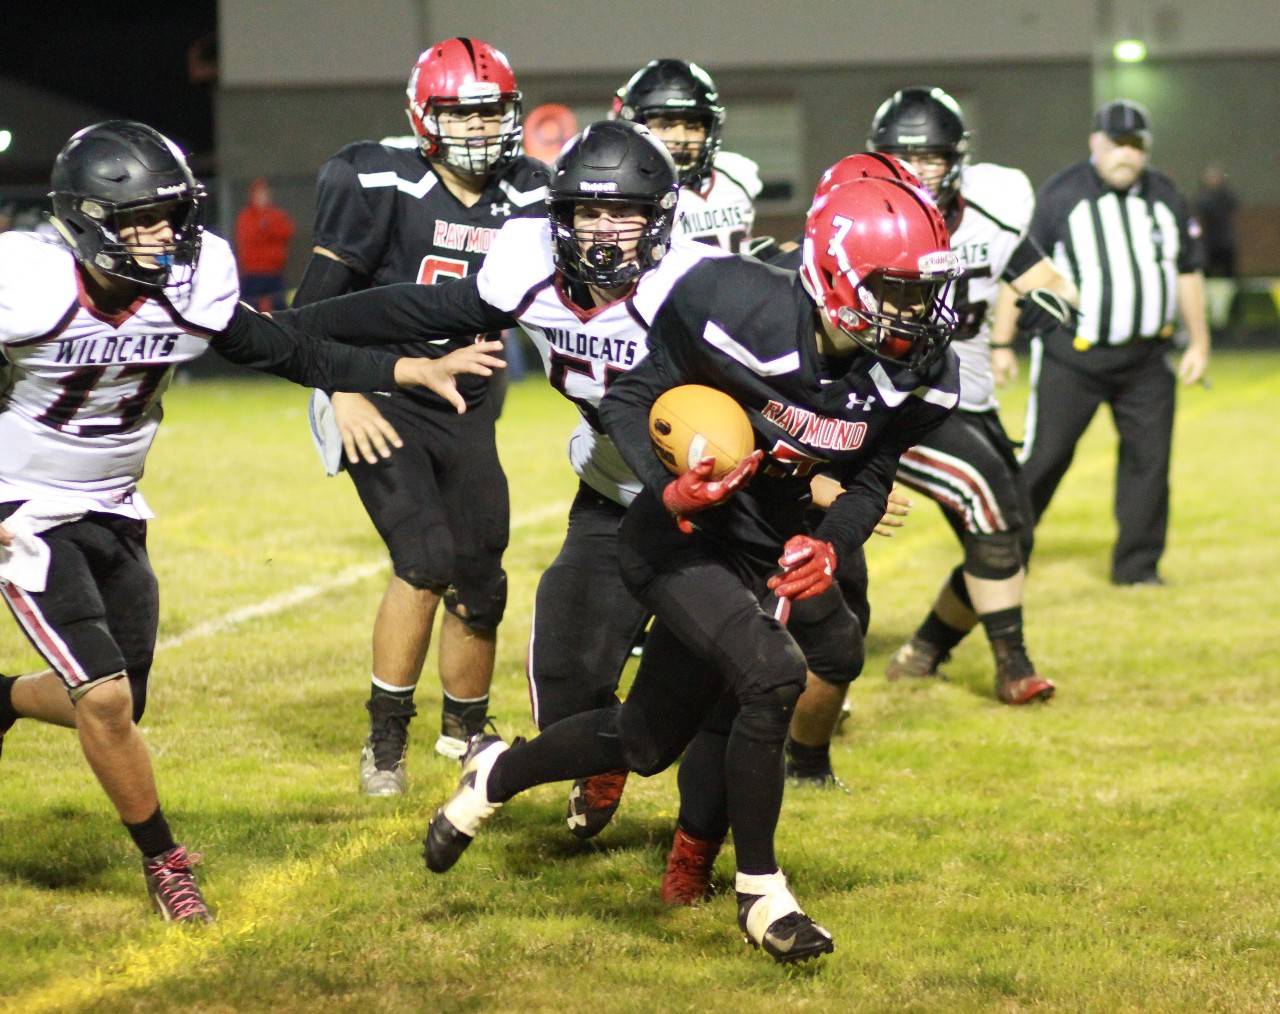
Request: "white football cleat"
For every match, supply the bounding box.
[423,734,508,872]
[736,870,834,964]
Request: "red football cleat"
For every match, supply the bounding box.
[566,769,629,839]
[996,673,1056,705]
[660,828,723,905]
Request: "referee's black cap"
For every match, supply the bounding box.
[1093,99,1153,145]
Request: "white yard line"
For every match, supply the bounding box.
[155,499,569,653]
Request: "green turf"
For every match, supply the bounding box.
[2,354,1278,1012]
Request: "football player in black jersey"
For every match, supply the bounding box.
[291,38,549,796]
[0,121,502,924]
[418,175,962,964]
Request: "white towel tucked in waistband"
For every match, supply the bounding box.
[0,501,89,593]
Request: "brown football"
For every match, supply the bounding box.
[648,384,755,479]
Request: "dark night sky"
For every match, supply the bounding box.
[6,2,218,159]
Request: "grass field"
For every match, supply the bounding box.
[2,352,1278,1012]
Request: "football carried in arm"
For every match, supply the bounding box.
[649,384,755,479]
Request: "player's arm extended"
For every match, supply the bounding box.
[275,275,515,348]
[211,302,502,400]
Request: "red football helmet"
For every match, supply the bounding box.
[800,177,959,372]
[405,38,523,177]
[812,152,924,203]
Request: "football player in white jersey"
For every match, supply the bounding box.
[0,121,502,923]
[868,87,1079,703]
[611,59,762,254]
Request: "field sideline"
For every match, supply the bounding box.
[2,351,1278,1012]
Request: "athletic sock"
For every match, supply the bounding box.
[917,610,967,654]
[442,690,489,736]
[785,738,832,777]
[486,706,625,803]
[370,676,416,704]
[981,607,1035,677]
[676,730,730,841]
[125,806,178,859]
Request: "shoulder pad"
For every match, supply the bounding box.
[962,163,1035,230]
[168,232,240,333]
[630,239,734,323]
[713,150,763,199]
[476,218,554,312]
[0,232,77,343]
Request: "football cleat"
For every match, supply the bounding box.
[565,769,629,839]
[143,845,213,924]
[996,672,1056,705]
[660,827,722,905]
[435,703,492,760]
[834,696,853,736]
[885,635,949,681]
[362,694,416,796]
[784,763,851,793]
[736,870,833,964]
[994,643,1055,705]
[423,734,508,873]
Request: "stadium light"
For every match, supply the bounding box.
[1113,39,1148,63]
[0,130,12,153]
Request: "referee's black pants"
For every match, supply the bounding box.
[1021,338,1176,584]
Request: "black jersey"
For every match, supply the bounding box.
[312,139,548,407]
[598,256,960,566]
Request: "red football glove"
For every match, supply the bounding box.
[662,450,763,534]
[766,535,837,601]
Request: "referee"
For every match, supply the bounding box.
[1019,99,1211,586]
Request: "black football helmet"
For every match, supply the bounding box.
[548,120,679,289]
[50,120,206,288]
[868,87,970,209]
[611,59,724,186]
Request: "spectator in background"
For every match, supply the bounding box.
[235,177,294,310]
[1195,165,1240,330]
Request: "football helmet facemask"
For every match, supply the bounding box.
[800,177,960,373]
[868,87,970,209]
[50,120,205,289]
[610,59,724,187]
[405,37,523,178]
[548,120,679,290]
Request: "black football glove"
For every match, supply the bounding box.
[1015,288,1081,338]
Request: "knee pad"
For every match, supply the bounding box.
[792,593,864,686]
[389,525,455,593]
[444,558,507,633]
[125,655,153,723]
[733,683,802,746]
[963,530,1024,580]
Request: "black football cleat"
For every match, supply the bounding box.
[423,734,508,873]
[565,769,629,839]
[736,871,834,965]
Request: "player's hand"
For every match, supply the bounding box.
[662,450,763,535]
[0,523,12,548]
[332,392,403,465]
[873,486,913,538]
[767,535,837,601]
[1177,343,1210,386]
[1015,288,1080,338]
[393,340,505,414]
[991,345,1018,386]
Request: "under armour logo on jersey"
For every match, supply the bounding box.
[846,392,877,412]
[490,202,512,217]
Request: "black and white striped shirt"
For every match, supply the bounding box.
[1026,161,1200,347]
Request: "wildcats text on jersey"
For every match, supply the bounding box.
[761,399,869,451]
[539,327,639,367]
[954,240,991,270]
[53,333,181,366]
[678,205,750,237]
[432,221,500,255]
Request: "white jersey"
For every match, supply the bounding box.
[948,162,1035,411]
[673,151,762,253]
[477,217,732,505]
[0,231,239,517]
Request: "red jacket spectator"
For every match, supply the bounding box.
[235,178,294,275]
